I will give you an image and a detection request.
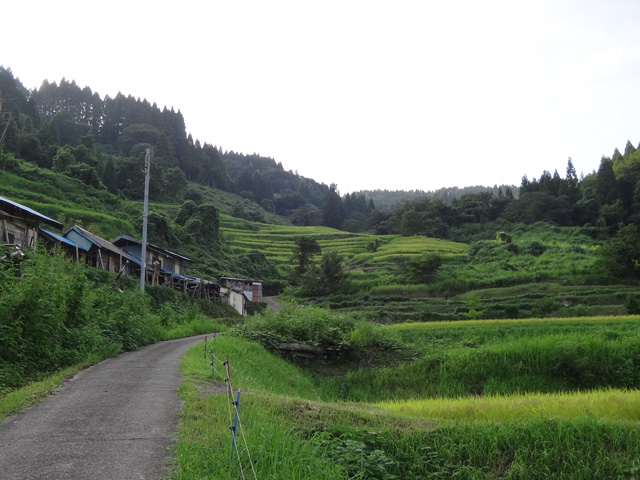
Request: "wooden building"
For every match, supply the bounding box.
[0,195,62,253]
[112,234,220,301]
[112,235,191,276]
[219,277,263,302]
[64,225,136,275]
[39,228,88,262]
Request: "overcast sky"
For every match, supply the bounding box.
[4,1,640,193]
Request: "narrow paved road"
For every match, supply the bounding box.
[263,295,281,312]
[0,335,205,480]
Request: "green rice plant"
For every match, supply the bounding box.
[317,317,640,402]
[390,314,640,330]
[374,388,640,423]
[353,417,640,479]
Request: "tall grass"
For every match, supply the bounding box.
[181,336,321,399]
[0,253,226,394]
[173,329,640,479]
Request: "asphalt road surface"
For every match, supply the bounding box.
[263,296,281,312]
[0,335,205,480]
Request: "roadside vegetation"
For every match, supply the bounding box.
[173,314,640,479]
[0,252,236,402]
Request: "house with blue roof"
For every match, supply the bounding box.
[111,234,191,276]
[111,234,220,301]
[39,228,88,262]
[63,225,136,275]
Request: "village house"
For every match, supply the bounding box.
[1,196,247,308]
[0,195,62,253]
[64,225,136,275]
[112,234,191,276]
[112,234,221,301]
[219,277,263,302]
[39,228,88,262]
[218,276,263,316]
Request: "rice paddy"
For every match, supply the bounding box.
[172,314,640,478]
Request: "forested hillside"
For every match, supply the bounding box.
[358,184,518,212]
[368,155,640,245]
[0,67,373,232]
[4,64,640,290]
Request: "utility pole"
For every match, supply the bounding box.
[140,148,151,292]
[0,87,7,146]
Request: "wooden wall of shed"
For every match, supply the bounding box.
[1,214,38,251]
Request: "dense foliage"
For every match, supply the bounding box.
[366,155,640,245]
[231,306,401,363]
[0,253,233,393]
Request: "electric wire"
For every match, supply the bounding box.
[226,375,257,479]
[213,353,237,373]
[224,375,246,478]
[205,342,256,478]
[236,408,258,479]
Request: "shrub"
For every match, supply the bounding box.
[523,241,547,257]
[405,253,442,284]
[0,253,222,393]
[232,306,401,362]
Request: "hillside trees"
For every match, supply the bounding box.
[323,184,345,229]
[291,237,321,284]
[2,67,376,230]
[9,66,640,243]
[298,250,352,297]
[0,68,233,203]
[367,152,640,247]
[595,224,640,279]
[223,151,374,229]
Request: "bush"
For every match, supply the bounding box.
[232,306,401,362]
[405,253,442,284]
[523,241,547,257]
[0,253,222,393]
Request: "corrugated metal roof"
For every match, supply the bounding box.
[39,229,88,251]
[111,234,192,262]
[219,276,262,284]
[64,225,137,263]
[0,196,63,229]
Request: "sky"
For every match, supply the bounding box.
[4,1,640,194]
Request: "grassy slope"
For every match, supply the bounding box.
[173,324,640,479]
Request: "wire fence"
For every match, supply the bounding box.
[203,336,257,480]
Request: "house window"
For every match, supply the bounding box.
[164,257,175,273]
